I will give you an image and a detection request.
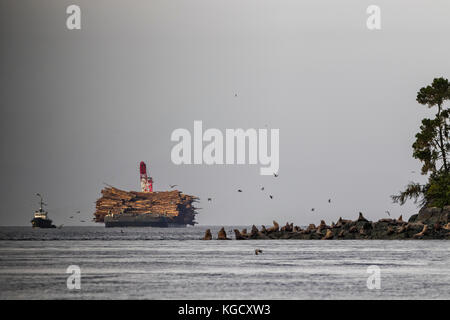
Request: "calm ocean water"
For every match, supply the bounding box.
[0,226,449,300]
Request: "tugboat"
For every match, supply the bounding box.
[31,193,56,228]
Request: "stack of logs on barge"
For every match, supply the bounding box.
[204,208,450,240]
[94,187,199,226]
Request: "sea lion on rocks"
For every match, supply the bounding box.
[386,226,395,235]
[281,222,292,232]
[413,224,428,238]
[443,223,450,230]
[358,212,368,222]
[203,229,212,240]
[249,225,270,239]
[322,229,334,240]
[266,221,279,233]
[318,220,328,230]
[396,225,407,234]
[234,229,246,240]
[306,224,316,232]
[250,225,259,234]
[338,230,345,237]
[406,222,423,231]
[335,217,344,227]
[335,217,352,227]
[396,215,407,225]
[241,228,248,236]
[261,225,268,233]
[378,218,394,223]
[217,227,231,240]
[349,225,358,233]
[281,222,291,232]
[434,223,441,231]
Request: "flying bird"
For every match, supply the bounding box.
[269,195,273,199]
[385,210,391,216]
[273,173,278,177]
[238,189,243,192]
[234,93,238,97]
[80,220,86,223]
[255,249,263,255]
[261,187,265,191]
[328,199,331,203]
[311,208,315,212]
[169,185,178,189]
[207,198,212,202]
[69,216,74,219]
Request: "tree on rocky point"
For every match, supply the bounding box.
[392,77,450,208]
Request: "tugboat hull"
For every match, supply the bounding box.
[31,218,56,228]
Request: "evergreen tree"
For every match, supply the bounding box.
[392,77,450,207]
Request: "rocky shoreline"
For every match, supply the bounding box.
[203,207,450,240]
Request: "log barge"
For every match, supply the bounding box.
[94,186,199,227]
[94,162,199,227]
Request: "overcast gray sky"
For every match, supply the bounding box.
[1,0,449,226]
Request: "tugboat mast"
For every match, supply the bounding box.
[36,193,46,211]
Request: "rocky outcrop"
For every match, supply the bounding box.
[409,206,449,225]
[215,208,450,240]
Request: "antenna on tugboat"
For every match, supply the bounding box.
[36,193,47,209]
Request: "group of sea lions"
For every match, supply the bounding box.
[202,211,450,240]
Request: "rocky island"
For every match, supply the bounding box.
[204,207,450,240]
